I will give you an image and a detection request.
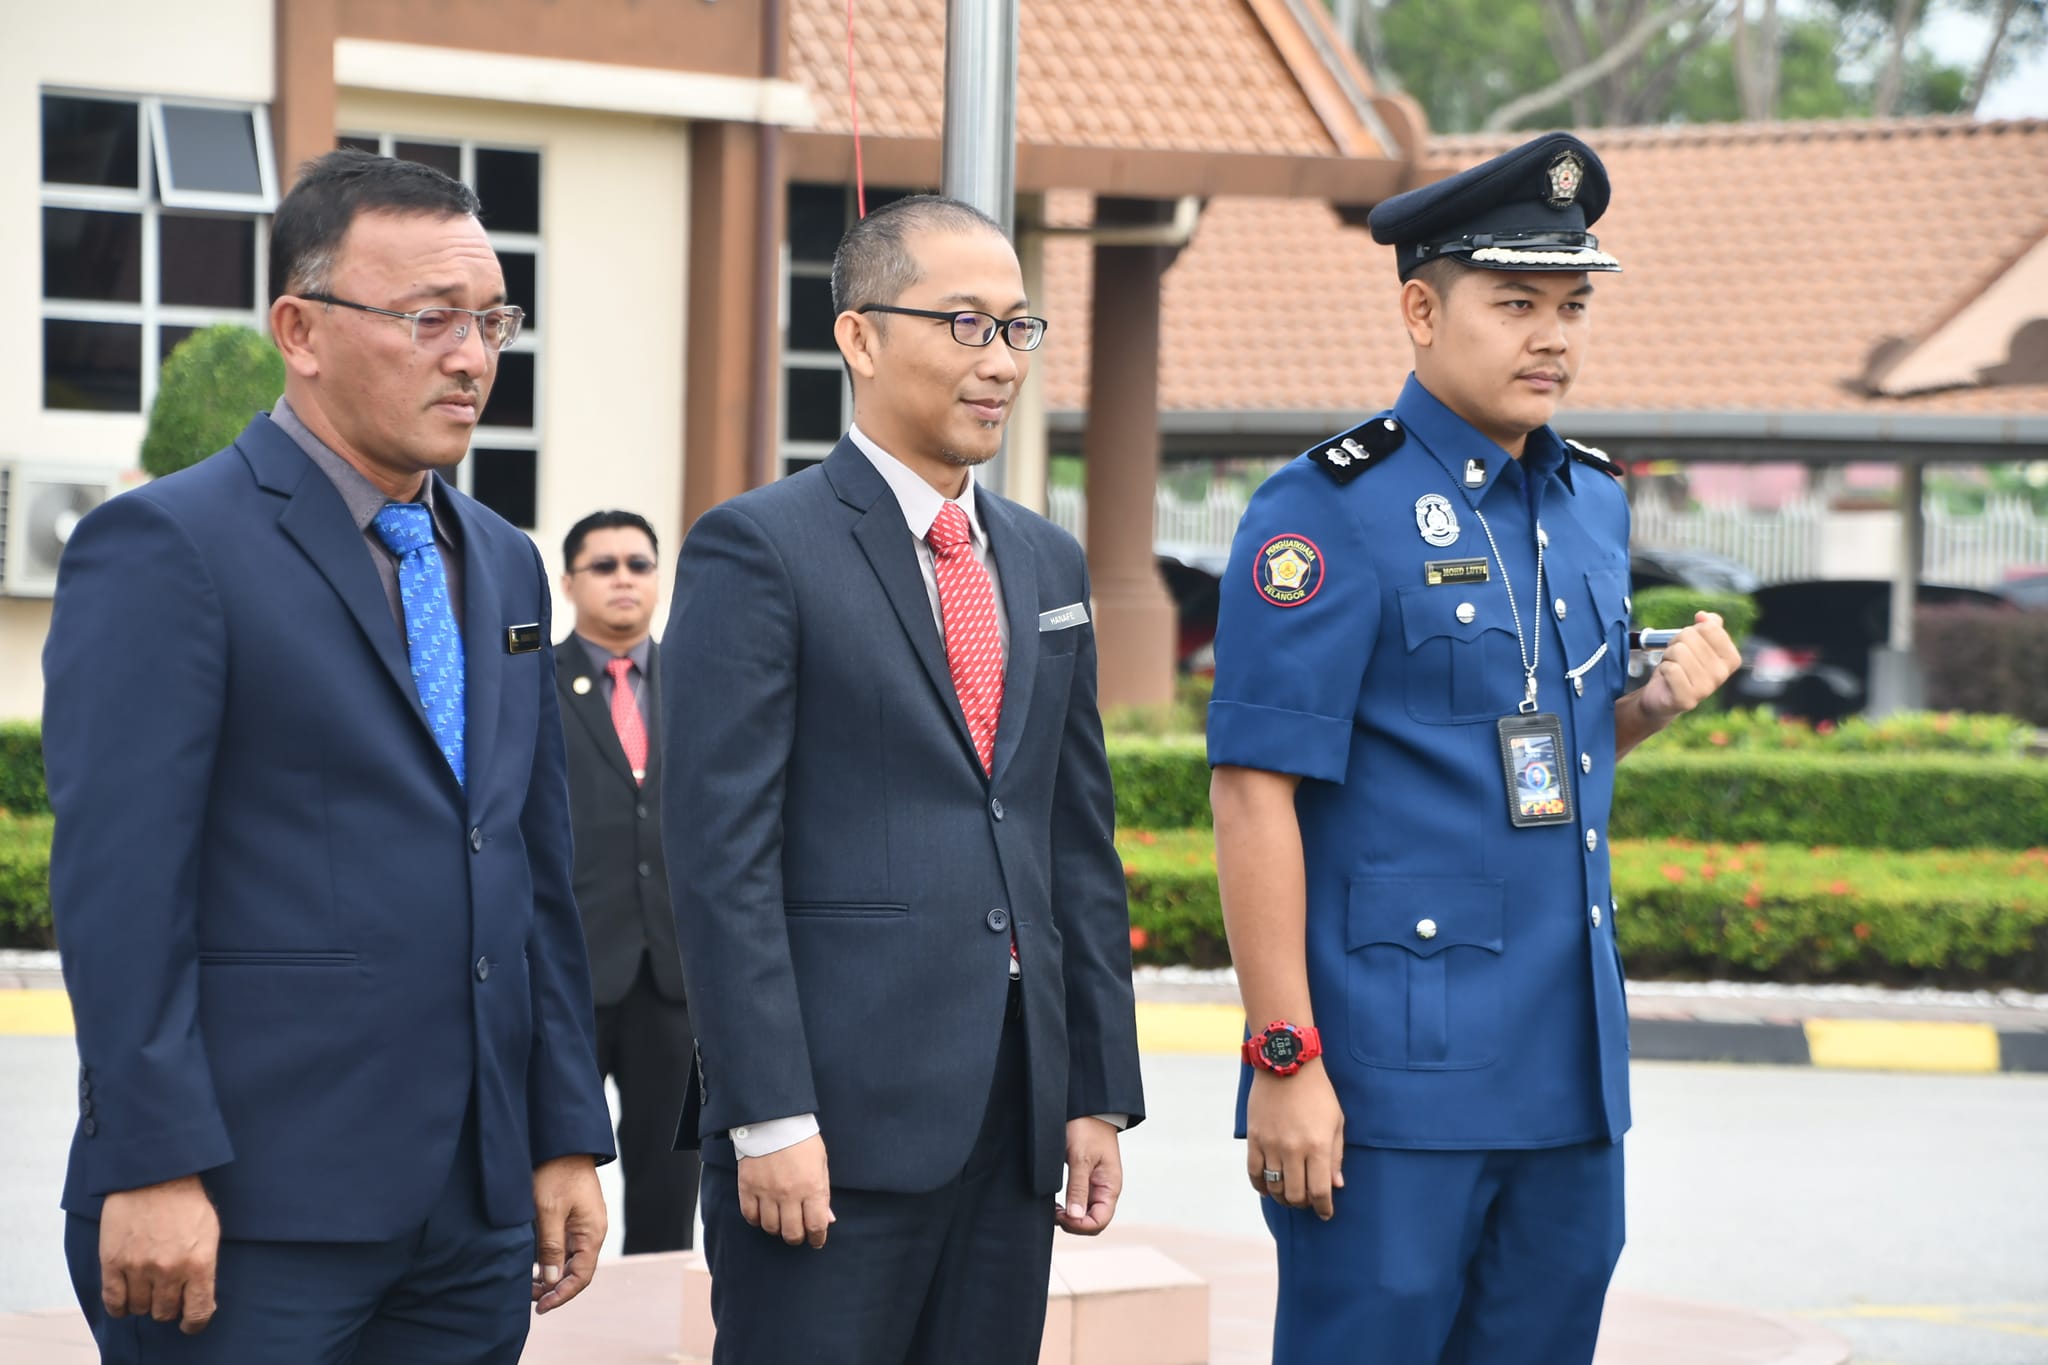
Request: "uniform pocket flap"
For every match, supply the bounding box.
[1396,583,1516,651]
[1347,877,1504,958]
[1587,567,1632,628]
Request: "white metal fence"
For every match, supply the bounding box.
[1047,485,2048,588]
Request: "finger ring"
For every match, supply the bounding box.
[1262,1168,1284,1183]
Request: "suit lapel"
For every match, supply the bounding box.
[980,494,1039,785]
[249,419,441,757]
[444,483,502,814]
[829,441,983,773]
[560,646,640,789]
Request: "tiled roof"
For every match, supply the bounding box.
[789,0,1346,156]
[1040,118,2048,423]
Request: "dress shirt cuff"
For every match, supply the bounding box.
[729,1113,821,1159]
[1091,1114,1130,1132]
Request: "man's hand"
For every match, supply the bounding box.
[738,1134,834,1248]
[1056,1118,1123,1235]
[1637,611,1743,726]
[1246,1065,1345,1220]
[532,1155,606,1314]
[99,1174,220,1335]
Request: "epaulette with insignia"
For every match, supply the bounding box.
[1310,416,1404,485]
[1565,438,1623,479]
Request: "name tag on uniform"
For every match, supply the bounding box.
[1039,602,1090,632]
[505,623,543,654]
[1425,558,1490,587]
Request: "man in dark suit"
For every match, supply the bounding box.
[555,509,700,1253]
[662,195,1146,1365]
[43,149,614,1364]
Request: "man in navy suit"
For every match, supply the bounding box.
[43,148,615,1363]
[663,195,1146,1364]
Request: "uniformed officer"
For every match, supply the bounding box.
[1207,131,1741,1364]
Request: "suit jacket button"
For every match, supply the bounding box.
[475,956,491,982]
[991,797,1005,821]
[81,1117,97,1137]
[80,1097,93,1118]
[636,804,649,820]
[469,828,484,853]
[986,908,1010,933]
[79,1077,91,1100]
[638,862,652,878]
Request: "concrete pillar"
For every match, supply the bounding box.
[1869,460,1927,717]
[272,0,339,191]
[683,122,774,530]
[1008,192,1050,515]
[1083,199,1177,709]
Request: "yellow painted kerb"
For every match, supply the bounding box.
[0,989,75,1037]
[1802,1018,2000,1073]
[1135,1002,1244,1056]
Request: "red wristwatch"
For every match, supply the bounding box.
[1242,1021,1322,1076]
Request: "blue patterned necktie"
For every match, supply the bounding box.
[373,503,466,787]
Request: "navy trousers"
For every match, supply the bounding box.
[64,1105,533,1365]
[1264,1139,1625,1365]
[701,982,1055,1365]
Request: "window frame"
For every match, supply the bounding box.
[39,88,272,417]
[148,96,279,212]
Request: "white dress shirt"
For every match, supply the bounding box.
[730,429,1122,1160]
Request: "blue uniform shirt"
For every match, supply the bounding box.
[1209,374,1633,1150]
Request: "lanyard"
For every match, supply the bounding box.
[1470,506,1545,713]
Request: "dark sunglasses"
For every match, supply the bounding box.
[571,556,658,577]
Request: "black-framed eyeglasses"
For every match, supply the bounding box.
[857,305,1048,352]
[299,292,526,353]
[570,556,658,577]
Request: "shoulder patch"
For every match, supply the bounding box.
[1565,438,1624,479]
[1309,416,1404,485]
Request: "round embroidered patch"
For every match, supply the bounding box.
[1254,534,1324,608]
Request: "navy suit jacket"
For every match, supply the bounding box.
[662,438,1145,1196]
[43,413,615,1242]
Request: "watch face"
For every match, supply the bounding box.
[1265,1031,1301,1068]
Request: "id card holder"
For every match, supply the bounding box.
[1497,713,1574,827]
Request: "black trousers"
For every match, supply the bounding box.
[701,983,1054,1365]
[593,954,702,1253]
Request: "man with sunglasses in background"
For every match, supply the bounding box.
[44,148,613,1363]
[663,194,1145,1363]
[556,511,701,1254]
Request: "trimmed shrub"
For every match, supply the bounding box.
[1917,605,2048,726]
[0,814,54,949]
[1638,706,2034,755]
[140,324,284,480]
[0,722,46,816]
[1119,830,2048,989]
[1633,586,1759,642]
[1109,736,1212,832]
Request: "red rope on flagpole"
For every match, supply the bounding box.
[846,0,867,218]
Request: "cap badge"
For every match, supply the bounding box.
[1415,494,1461,548]
[1545,150,1585,209]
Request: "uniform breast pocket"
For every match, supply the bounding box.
[1565,567,1633,698]
[1345,877,1504,1070]
[1396,583,1526,724]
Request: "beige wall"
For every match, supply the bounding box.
[0,0,274,719]
[336,90,691,637]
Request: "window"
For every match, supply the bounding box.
[779,183,920,477]
[39,91,276,414]
[341,134,544,529]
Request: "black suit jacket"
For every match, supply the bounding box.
[558,642,687,1007]
[662,438,1145,1196]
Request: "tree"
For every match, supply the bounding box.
[1962,0,2048,113]
[140,324,285,480]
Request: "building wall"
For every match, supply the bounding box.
[0,0,275,719]
[335,90,691,635]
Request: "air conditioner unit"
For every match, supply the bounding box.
[0,463,123,598]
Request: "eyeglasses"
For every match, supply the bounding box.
[299,293,526,353]
[570,556,658,577]
[857,305,1048,352]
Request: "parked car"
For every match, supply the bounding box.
[1628,546,1762,596]
[1732,580,2012,722]
[1993,571,2048,611]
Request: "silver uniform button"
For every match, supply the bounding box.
[1574,676,1585,696]
[1456,602,1477,625]
[1586,829,1599,851]
[1554,597,1568,620]
[1625,594,1633,612]
[1538,527,1550,548]
[1590,905,1603,928]
[1415,918,1439,941]
[1581,752,1592,774]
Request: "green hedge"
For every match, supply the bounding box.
[1635,706,2034,756]
[1121,830,2048,989]
[1113,738,2048,850]
[0,814,54,948]
[0,722,47,816]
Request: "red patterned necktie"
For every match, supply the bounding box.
[928,501,1004,775]
[606,656,648,784]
